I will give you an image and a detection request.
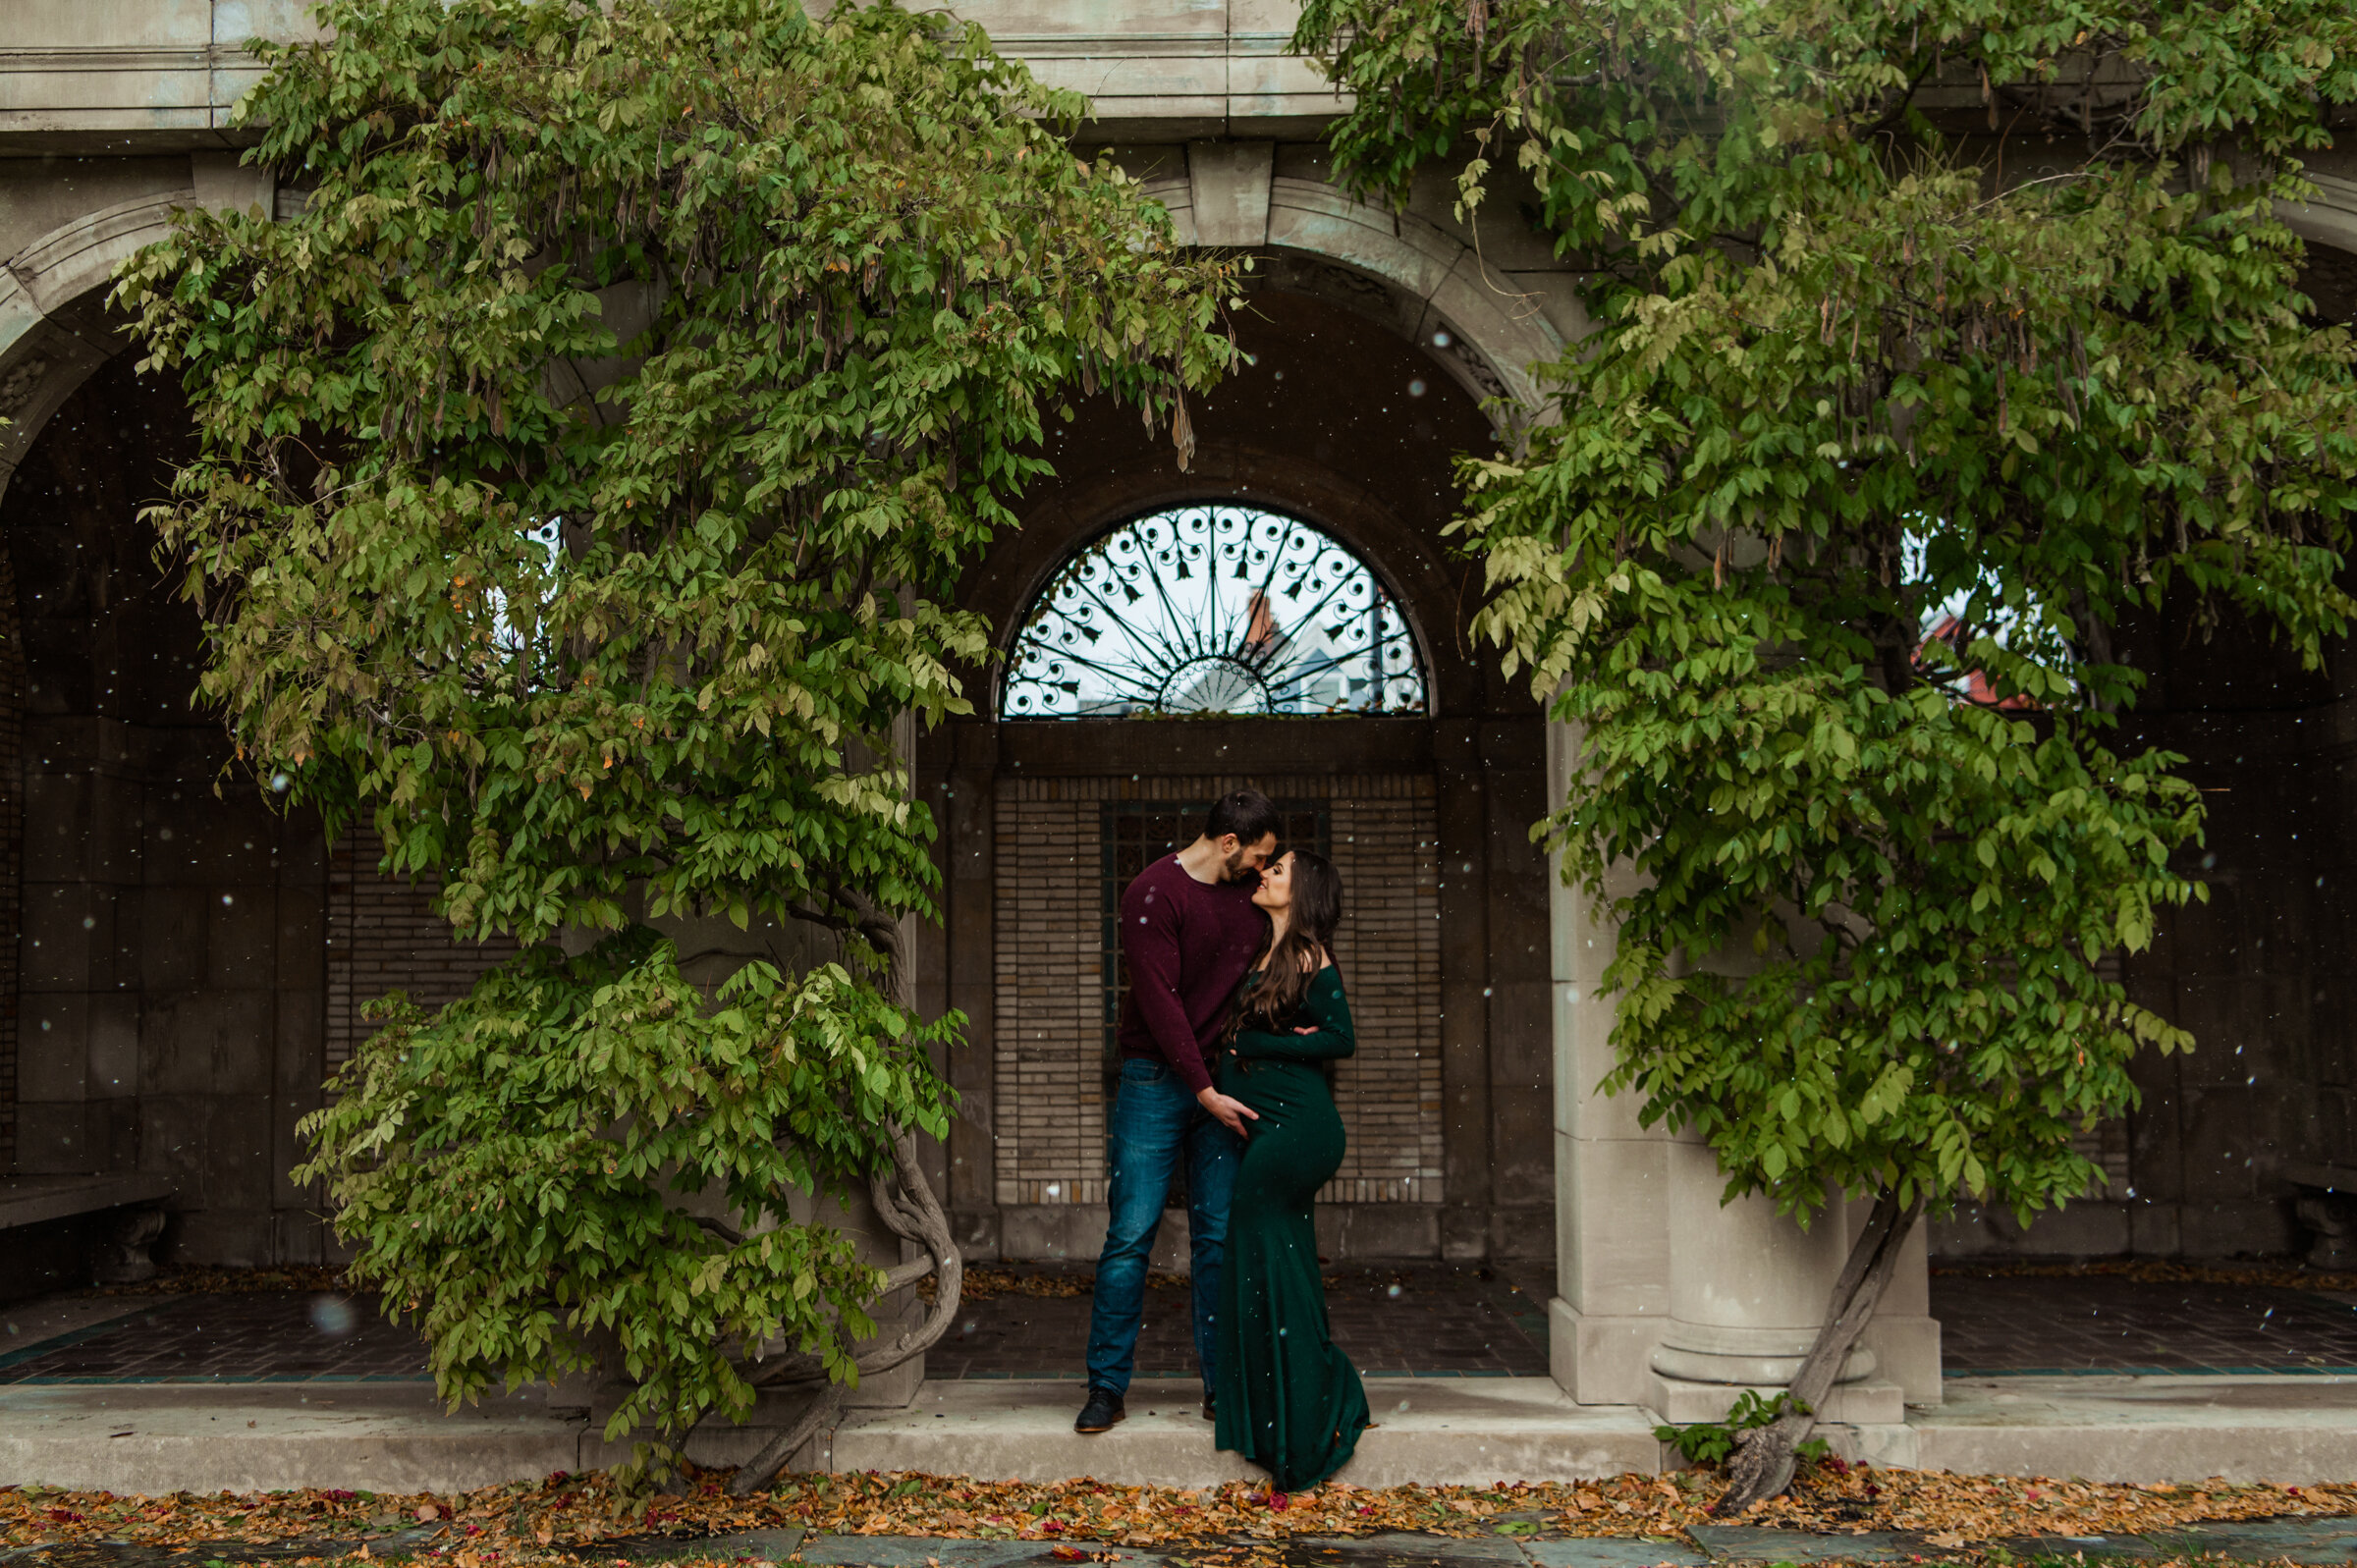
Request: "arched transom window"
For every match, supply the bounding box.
[1002,506,1430,719]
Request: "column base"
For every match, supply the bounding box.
[1645,1373,1905,1426]
[1858,1313,1944,1406]
[1549,1296,1664,1406]
[1649,1340,1875,1387]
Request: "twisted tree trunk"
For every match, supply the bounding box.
[725,1124,963,1495]
[1710,1188,1926,1515]
[728,735,960,1497]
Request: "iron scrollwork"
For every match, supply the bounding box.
[1003,506,1429,719]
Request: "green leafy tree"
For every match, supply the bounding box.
[118,0,1236,1486]
[1294,0,2357,1507]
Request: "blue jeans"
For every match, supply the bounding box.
[1084,1055,1241,1397]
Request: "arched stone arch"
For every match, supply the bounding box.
[0,191,199,1174]
[2281,175,2357,331]
[2283,170,2357,260]
[924,251,1553,1271]
[0,158,273,511]
[961,277,1504,723]
[972,448,1481,724]
[1142,165,1577,418]
[0,193,191,509]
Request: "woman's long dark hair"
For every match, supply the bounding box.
[1232,850,1343,1034]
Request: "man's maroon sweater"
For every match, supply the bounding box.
[1115,855,1268,1096]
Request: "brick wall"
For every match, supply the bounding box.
[1326,793,1444,1202]
[991,773,1442,1210]
[992,790,1105,1206]
[325,830,519,1068]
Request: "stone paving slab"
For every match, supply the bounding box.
[1323,1535,1533,1564]
[13,1374,2357,1495]
[9,1273,2357,1390]
[1520,1541,1707,1568]
[576,1521,2357,1567]
[15,1521,2357,1568]
[769,1523,2357,1567]
[1932,1276,2357,1378]
[0,1382,583,1494]
[0,1296,428,1386]
[2139,1520,2357,1563]
[1682,1529,1912,1563]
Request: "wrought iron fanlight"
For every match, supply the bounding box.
[1001,506,1430,719]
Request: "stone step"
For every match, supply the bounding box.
[0,1381,583,1495]
[5,1373,2354,1495]
[822,1378,1666,1487]
[1907,1375,2357,1484]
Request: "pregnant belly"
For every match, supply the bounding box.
[1230,1061,1345,1198]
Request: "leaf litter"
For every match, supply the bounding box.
[6,1469,2352,1558]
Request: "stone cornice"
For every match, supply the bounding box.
[0,24,1343,147]
[0,46,253,70]
[988,30,1301,52]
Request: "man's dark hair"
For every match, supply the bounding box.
[1205,788,1284,847]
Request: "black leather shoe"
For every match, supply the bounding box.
[1201,1391,1216,1422]
[1074,1387,1125,1433]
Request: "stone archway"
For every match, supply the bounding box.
[0,157,277,511]
[919,253,1561,1273]
[0,165,494,1266]
[1137,150,1576,416]
[0,195,194,1180]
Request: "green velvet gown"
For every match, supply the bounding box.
[1212,963,1370,1492]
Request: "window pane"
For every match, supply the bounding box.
[1005,506,1430,718]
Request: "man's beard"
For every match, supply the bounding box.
[1221,847,1251,881]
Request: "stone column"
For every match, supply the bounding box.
[1544,718,1940,1423]
[1547,719,1670,1405]
[1645,1147,1901,1425]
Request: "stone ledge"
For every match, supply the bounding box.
[832,1377,1665,1487]
[0,1171,169,1230]
[1917,1375,2357,1485]
[8,1372,2355,1494]
[0,1382,584,1494]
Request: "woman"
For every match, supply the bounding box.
[1212,849,1370,1494]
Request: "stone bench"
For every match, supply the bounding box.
[0,1173,172,1299]
[2285,1162,2357,1271]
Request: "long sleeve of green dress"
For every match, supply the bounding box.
[1233,967,1355,1062]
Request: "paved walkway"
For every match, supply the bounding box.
[639,1520,2357,1566]
[1935,1271,2357,1376]
[14,1519,2357,1567]
[6,1265,2353,1385]
[0,1292,427,1384]
[932,1266,1556,1380]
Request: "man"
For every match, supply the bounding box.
[1073,788,1284,1434]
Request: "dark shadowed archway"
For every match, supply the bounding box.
[919,277,1556,1269]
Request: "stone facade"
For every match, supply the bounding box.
[6,0,2357,1429]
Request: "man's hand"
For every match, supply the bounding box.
[1196,1086,1260,1137]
